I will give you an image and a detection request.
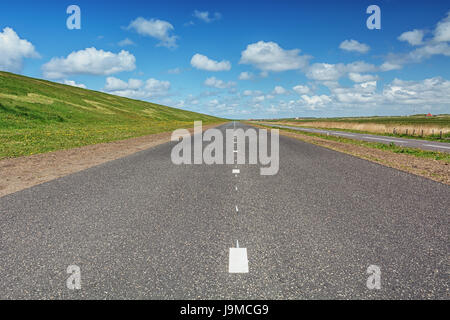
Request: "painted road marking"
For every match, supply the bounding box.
[229,247,249,273]
[232,169,240,174]
[365,137,404,143]
[236,205,239,212]
[424,144,450,149]
[338,133,355,137]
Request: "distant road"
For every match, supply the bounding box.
[0,122,448,299]
[261,123,450,153]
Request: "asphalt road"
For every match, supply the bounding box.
[0,122,448,299]
[261,123,450,153]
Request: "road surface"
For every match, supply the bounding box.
[0,122,448,299]
[261,123,450,153]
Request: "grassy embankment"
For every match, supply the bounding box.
[261,115,450,141]
[0,71,225,159]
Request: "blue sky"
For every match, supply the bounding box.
[1,0,449,119]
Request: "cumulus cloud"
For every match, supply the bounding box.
[204,76,236,89]
[433,11,450,42]
[383,12,450,70]
[300,95,332,110]
[272,86,287,95]
[63,80,86,89]
[293,85,311,95]
[383,77,450,105]
[306,63,345,81]
[127,17,178,48]
[103,76,170,99]
[398,29,425,46]
[306,61,376,81]
[348,72,378,83]
[0,27,40,73]
[191,53,231,71]
[339,39,370,53]
[193,10,222,23]
[42,47,136,79]
[242,90,263,96]
[239,71,253,80]
[239,41,310,72]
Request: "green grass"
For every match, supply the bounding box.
[0,71,225,159]
[255,123,450,163]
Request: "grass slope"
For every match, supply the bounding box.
[0,71,224,159]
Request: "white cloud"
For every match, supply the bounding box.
[193,10,222,23]
[380,61,402,71]
[242,90,263,96]
[204,76,236,89]
[434,11,450,42]
[339,39,370,53]
[306,63,345,81]
[42,47,136,79]
[301,95,332,109]
[118,38,135,47]
[191,53,231,71]
[103,76,170,99]
[348,72,378,83]
[398,29,425,46]
[272,85,287,95]
[306,61,376,81]
[345,61,376,73]
[0,27,40,73]
[239,41,310,72]
[239,71,253,80]
[383,13,450,70]
[293,85,310,95]
[63,80,86,89]
[127,17,177,48]
[383,77,450,105]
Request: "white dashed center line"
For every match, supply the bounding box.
[232,169,240,174]
[229,246,249,273]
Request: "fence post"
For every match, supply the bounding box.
[406,129,408,135]
[440,131,443,139]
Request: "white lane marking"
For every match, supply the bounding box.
[232,169,240,174]
[229,247,249,273]
[364,137,404,143]
[236,205,239,212]
[235,186,238,191]
[338,133,355,137]
[424,144,450,149]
